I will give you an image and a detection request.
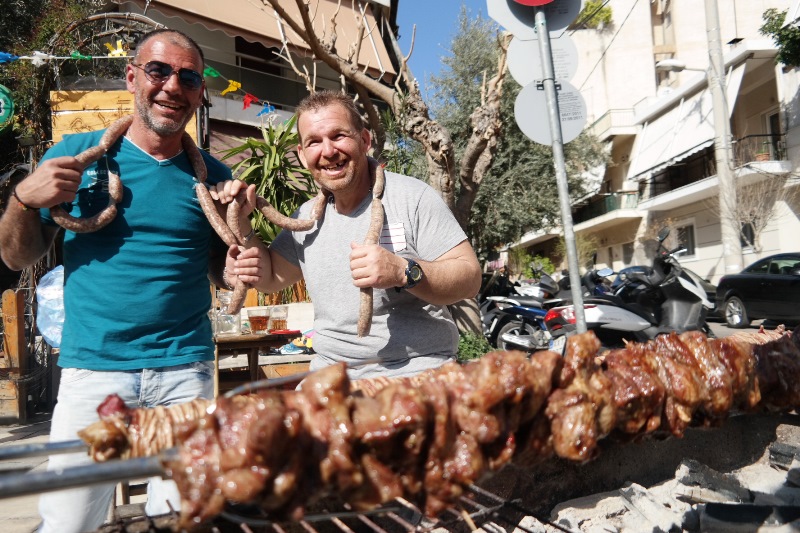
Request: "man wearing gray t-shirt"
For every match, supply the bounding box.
[216,90,482,379]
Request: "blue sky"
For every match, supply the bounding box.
[396,0,490,96]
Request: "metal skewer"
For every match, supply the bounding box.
[0,449,176,500]
[0,439,88,461]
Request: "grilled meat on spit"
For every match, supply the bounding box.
[76,326,799,530]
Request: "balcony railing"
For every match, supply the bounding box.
[573,192,639,224]
[639,133,788,202]
[733,133,787,164]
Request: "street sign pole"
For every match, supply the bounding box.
[534,6,586,333]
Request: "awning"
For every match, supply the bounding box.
[115,0,396,80]
[626,62,745,181]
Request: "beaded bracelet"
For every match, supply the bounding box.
[12,187,39,212]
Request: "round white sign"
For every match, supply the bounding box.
[507,35,579,87]
[514,79,586,145]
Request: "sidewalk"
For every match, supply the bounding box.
[0,413,51,533]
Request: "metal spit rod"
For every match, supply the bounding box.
[0,452,171,500]
[0,439,87,461]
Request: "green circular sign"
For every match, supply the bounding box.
[0,84,14,133]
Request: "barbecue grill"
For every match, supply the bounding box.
[0,439,565,533]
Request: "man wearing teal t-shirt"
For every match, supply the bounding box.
[0,29,253,533]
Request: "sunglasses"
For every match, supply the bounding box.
[130,61,204,90]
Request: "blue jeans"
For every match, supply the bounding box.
[38,361,214,533]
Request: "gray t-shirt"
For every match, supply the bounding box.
[271,170,468,379]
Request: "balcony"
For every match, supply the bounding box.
[636,133,792,211]
[572,192,641,232]
[588,108,638,141]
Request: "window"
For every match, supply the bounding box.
[622,242,634,264]
[740,222,755,249]
[676,224,695,256]
[235,37,281,76]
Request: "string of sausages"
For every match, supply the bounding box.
[50,115,384,335]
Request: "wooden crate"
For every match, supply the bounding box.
[50,90,197,142]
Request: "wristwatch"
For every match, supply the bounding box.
[396,258,423,292]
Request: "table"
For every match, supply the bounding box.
[214,332,308,395]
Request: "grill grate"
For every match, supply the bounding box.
[91,487,564,533]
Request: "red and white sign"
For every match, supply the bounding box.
[512,0,555,5]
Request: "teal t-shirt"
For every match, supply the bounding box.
[40,129,231,370]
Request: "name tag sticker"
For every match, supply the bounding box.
[380,222,406,253]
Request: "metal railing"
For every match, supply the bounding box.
[573,192,639,224]
[733,133,787,164]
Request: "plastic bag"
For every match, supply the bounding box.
[37,265,64,348]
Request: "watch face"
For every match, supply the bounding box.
[409,264,422,282]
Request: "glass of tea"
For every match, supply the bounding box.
[268,305,289,332]
[247,308,270,334]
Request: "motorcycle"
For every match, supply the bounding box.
[489,269,560,352]
[545,227,714,355]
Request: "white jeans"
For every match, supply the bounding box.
[38,362,214,533]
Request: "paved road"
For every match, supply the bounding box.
[707,318,797,339]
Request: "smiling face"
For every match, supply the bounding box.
[296,103,371,194]
[127,37,204,138]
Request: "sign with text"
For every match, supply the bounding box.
[514,79,586,144]
[507,35,578,86]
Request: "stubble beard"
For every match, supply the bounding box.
[135,90,193,137]
[312,160,357,193]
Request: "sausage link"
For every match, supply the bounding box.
[225,281,248,316]
[309,189,328,221]
[357,164,386,337]
[226,191,247,245]
[256,197,316,232]
[357,289,373,337]
[196,184,238,247]
[182,133,208,183]
[49,171,124,233]
[98,115,134,151]
[50,203,118,233]
[73,146,106,167]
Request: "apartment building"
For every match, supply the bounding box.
[515,0,800,284]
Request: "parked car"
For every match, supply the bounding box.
[715,253,800,328]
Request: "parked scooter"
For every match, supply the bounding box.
[545,228,714,354]
[489,267,560,352]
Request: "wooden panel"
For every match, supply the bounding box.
[50,90,134,112]
[244,288,259,308]
[260,362,310,379]
[49,90,197,143]
[0,289,27,421]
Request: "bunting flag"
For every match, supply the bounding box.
[220,80,242,96]
[257,104,276,117]
[0,52,20,64]
[104,40,127,57]
[242,93,259,109]
[0,47,280,117]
